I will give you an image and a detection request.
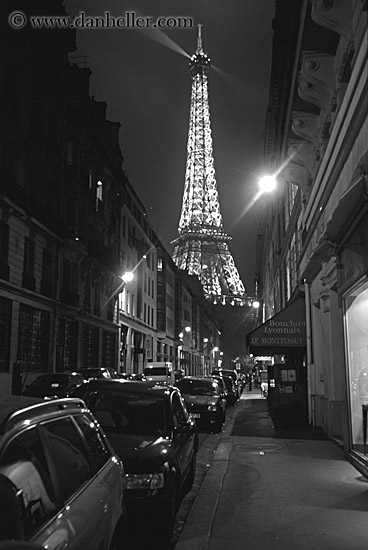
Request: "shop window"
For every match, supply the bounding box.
[345,280,368,454]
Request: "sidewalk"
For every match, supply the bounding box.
[174,388,368,550]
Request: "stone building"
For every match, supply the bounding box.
[256,0,368,471]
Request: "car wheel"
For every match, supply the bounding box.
[184,452,196,493]
[108,517,126,550]
[159,485,178,539]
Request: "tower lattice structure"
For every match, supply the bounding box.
[172,25,246,305]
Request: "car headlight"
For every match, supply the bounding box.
[125,461,170,490]
[207,404,218,412]
[125,472,164,490]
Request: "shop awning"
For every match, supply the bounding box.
[246,297,306,355]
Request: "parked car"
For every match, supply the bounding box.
[0,395,126,549]
[78,368,119,381]
[212,368,241,399]
[175,376,226,433]
[221,375,238,406]
[174,369,185,381]
[238,374,247,393]
[22,372,85,398]
[209,374,228,401]
[123,373,147,381]
[143,362,175,385]
[71,379,198,536]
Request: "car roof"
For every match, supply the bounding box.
[0,396,86,435]
[178,376,215,382]
[34,372,80,378]
[78,378,176,396]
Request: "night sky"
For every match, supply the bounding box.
[65,0,275,294]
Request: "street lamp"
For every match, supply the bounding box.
[121,271,134,283]
[258,174,277,194]
[252,300,260,309]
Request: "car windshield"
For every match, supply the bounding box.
[83,390,166,437]
[143,367,167,376]
[30,375,68,388]
[177,379,219,396]
[80,369,109,379]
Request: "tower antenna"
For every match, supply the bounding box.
[197,23,203,53]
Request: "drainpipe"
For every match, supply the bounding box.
[304,280,315,425]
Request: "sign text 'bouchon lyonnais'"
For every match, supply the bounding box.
[247,297,306,352]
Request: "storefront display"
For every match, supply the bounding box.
[345,279,368,455]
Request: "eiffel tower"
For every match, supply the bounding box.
[172,25,247,306]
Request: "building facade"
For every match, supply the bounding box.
[1,0,222,393]
[257,0,368,471]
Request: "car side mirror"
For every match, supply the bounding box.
[174,421,195,436]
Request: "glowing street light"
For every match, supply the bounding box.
[258,174,277,194]
[121,271,134,283]
[252,300,260,309]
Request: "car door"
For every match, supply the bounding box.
[36,415,120,550]
[171,392,196,486]
[0,426,58,543]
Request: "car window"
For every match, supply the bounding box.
[29,376,46,388]
[43,417,91,503]
[143,367,168,376]
[74,414,111,475]
[0,427,56,538]
[84,390,166,437]
[171,392,188,427]
[177,379,219,396]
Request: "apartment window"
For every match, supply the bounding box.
[157,257,163,271]
[0,222,9,268]
[151,279,154,299]
[40,247,54,297]
[24,237,35,277]
[146,252,151,269]
[96,180,103,212]
[66,141,73,165]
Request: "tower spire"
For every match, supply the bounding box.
[172,27,246,305]
[196,23,203,53]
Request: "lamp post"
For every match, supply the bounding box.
[118,271,134,373]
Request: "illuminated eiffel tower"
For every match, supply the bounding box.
[172,25,246,305]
